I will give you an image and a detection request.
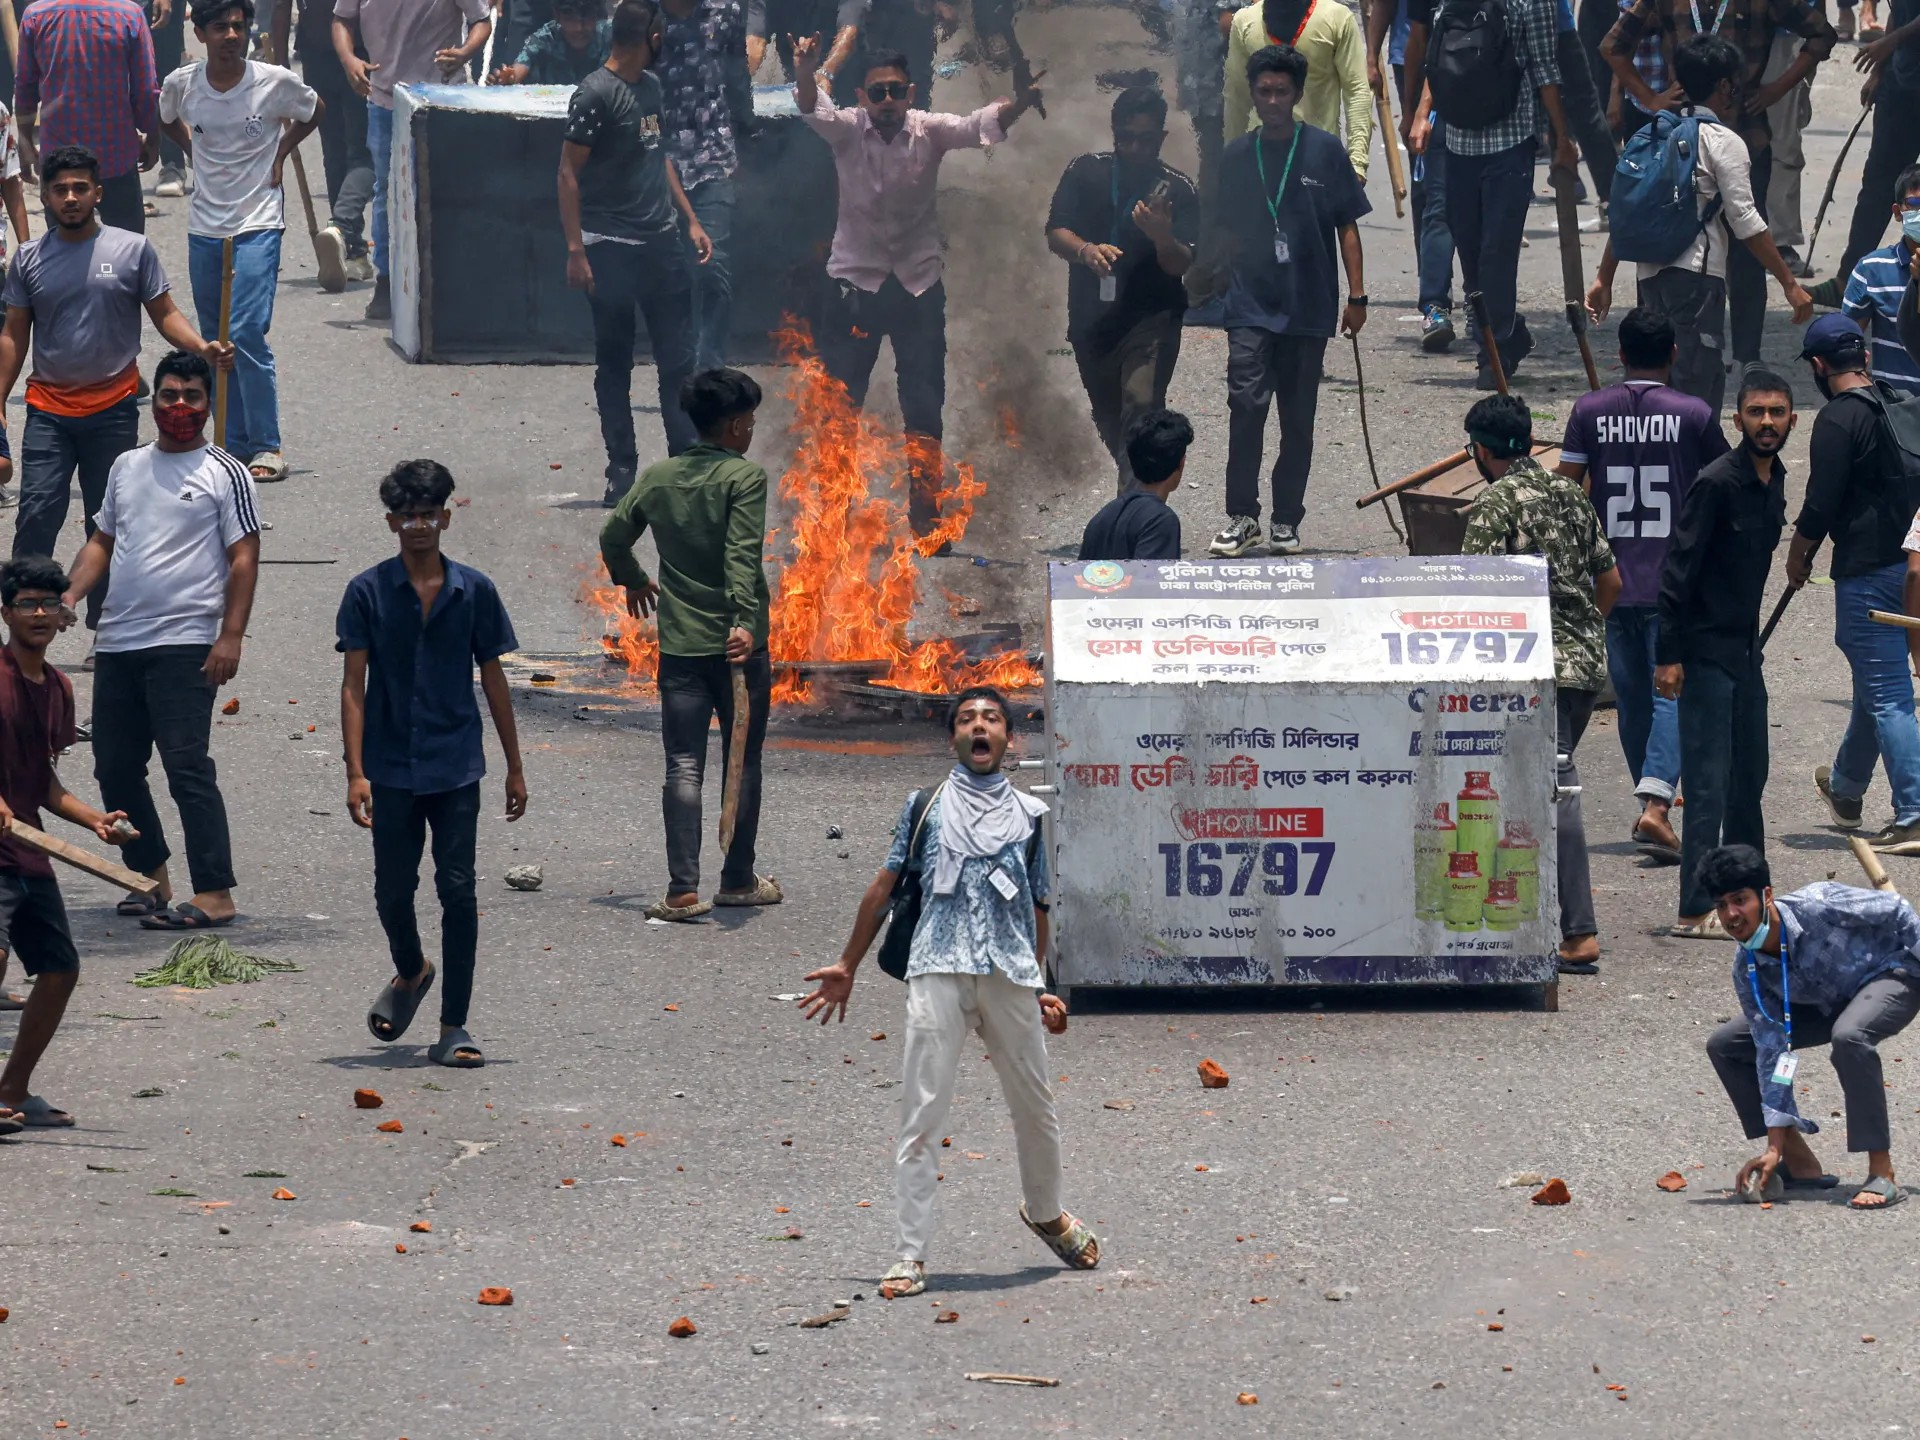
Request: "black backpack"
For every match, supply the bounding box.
[1839,382,1920,532]
[1427,0,1527,131]
[876,781,1044,982]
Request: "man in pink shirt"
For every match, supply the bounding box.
[795,34,1042,542]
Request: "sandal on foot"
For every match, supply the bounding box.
[0,1111,22,1137]
[1632,826,1681,865]
[116,893,164,917]
[1021,1203,1101,1269]
[644,897,713,922]
[11,1094,74,1127]
[248,451,289,483]
[715,875,783,907]
[1851,1175,1904,1210]
[140,902,234,931]
[878,1260,926,1298]
[0,991,26,1010]
[428,1027,485,1068]
[1669,914,1729,941]
[367,965,436,1043]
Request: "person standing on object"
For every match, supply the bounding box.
[601,368,777,920]
[13,0,161,234]
[747,0,867,102]
[558,0,708,506]
[1459,392,1622,974]
[1840,164,1920,396]
[1368,0,1457,352]
[1654,368,1791,935]
[0,147,233,649]
[1556,306,1728,864]
[1402,0,1577,387]
[160,0,322,486]
[1585,34,1810,415]
[1811,0,1920,311]
[1786,314,1920,850]
[1223,0,1373,182]
[339,459,525,1070]
[1045,86,1197,496]
[1602,0,1835,366]
[333,0,492,322]
[59,349,256,930]
[798,687,1100,1301]
[487,0,611,82]
[0,555,139,1136]
[271,0,376,294]
[796,35,1042,542]
[1700,843,1918,1210]
[1207,43,1368,559]
[1078,409,1190,561]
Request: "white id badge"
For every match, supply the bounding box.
[988,866,1019,901]
[1099,273,1118,303]
[1273,232,1291,265]
[1772,1051,1799,1085]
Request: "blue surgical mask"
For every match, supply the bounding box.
[1904,210,1920,246]
[1739,912,1773,953]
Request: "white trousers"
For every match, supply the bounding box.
[895,969,1064,1262]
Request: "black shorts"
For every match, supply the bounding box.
[0,872,78,976]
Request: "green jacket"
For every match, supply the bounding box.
[598,443,771,659]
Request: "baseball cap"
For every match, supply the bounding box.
[1799,313,1868,361]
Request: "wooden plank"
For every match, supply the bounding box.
[5,822,159,895]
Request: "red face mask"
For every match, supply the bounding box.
[154,400,209,443]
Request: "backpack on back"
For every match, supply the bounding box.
[1610,110,1724,265]
[1844,383,1920,528]
[1426,0,1527,131]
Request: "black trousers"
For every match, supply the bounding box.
[302,39,374,257]
[585,236,697,484]
[1728,148,1773,364]
[1840,76,1920,285]
[92,644,236,895]
[659,650,770,895]
[1072,311,1182,495]
[1677,652,1769,919]
[371,780,480,1030]
[818,275,948,531]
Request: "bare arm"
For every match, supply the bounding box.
[203,533,260,687]
[62,531,114,607]
[797,865,896,1023]
[1363,0,1391,93]
[1595,563,1623,618]
[558,140,594,290]
[0,306,32,408]
[1035,904,1050,970]
[479,657,527,820]
[333,16,379,98]
[269,0,293,65]
[271,102,325,188]
[1556,458,1591,489]
[44,771,127,842]
[341,648,373,827]
[1338,222,1367,335]
[3,178,28,249]
[823,22,858,80]
[160,116,193,159]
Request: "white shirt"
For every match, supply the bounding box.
[159,61,319,238]
[1634,118,1768,285]
[93,443,262,654]
[0,104,20,263]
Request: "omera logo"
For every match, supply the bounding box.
[1408,687,1540,714]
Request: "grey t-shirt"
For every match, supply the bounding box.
[2,226,168,387]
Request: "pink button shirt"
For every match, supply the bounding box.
[800,90,1006,297]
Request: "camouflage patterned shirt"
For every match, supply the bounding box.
[1460,456,1618,693]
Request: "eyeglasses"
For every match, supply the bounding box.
[395,513,445,531]
[865,82,910,102]
[6,597,62,614]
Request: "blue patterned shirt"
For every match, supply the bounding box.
[657,0,746,190]
[885,787,1051,988]
[515,19,611,84]
[1843,242,1920,396]
[1737,883,1920,1131]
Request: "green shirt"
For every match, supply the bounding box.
[598,442,771,659]
[1460,455,1617,694]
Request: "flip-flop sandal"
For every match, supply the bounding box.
[116,894,164,917]
[1557,955,1600,975]
[427,1027,484,1068]
[714,875,783,907]
[0,1111,22,1137]
[878,1260,926,1298]
[0,991,27,1010]
[1782,1172,1842,1190]
[140,902,235,931]
[12,1094,74,1127]
[1669,914,1729,940]
[1632,827,1682,865]
[1021,1203,1101,1269]
[248,451,290,483]
[1851,1175,1904,1210]
[644,897,713,922]
[367,964,436,1043]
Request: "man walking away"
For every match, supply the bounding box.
[1078,409,1191,562]
[0,555,138,1135]
[61,350,257,930]
[1701,843,1918,1210]
[487,0,611,83]
[559,0,709,506]
[1223,0,1374,183]
[14,0,161,234]
[1557,307,1727,862]
[1787,314,1920,850]
[1655,368,1791,935]
[1841,164,1920,396]
[339,459,527,1070]
[600,367,779,921]
[1460,393,1621,973]
[798,687,1100,1300]
[272,0,376,294]
[1045,85,1197,496]
[333,0,492,322]
[1208,43,1368,558]
[161,0,322,485]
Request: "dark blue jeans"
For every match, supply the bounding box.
[1446,138,1535,367]
[585,235,698,484]
[15,398,139,628]
[684,175,736,373]
[1677,653,1769,918]
[1395,62,1455,313]
[1831,562,1920,827]
[1606,606,1681,802]
[659,650,770,895]
[371,780,480,1030]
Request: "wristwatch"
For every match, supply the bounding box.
[1347,294,1369,307]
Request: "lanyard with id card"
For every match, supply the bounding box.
[1256,126,1303,266]
[1748,936,1797,1085]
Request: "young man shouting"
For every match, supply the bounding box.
[799,687,1100,1300]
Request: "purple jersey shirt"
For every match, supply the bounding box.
[1561,381,1731,608]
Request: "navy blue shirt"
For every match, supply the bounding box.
[335,555,519,795]
[1218,123,1370,337]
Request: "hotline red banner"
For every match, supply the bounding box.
[1391,610,1531,631]
[1174,808,1326,840]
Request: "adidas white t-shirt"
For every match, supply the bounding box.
[93,443,262,654]
[158,60,319,238]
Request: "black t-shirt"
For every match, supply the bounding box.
[1892,0,1920,91]
[1046,153,1199,346]
[564,67,676,243]
[1078,490,1182,561]
[1217,123,1370,338]
[1795,383,1915,579]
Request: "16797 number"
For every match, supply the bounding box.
[1157,841,1335,898]
[1380,630,1537,666]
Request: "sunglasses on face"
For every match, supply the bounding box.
[865,82,910,102]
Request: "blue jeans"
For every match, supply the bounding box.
[1832,563,1920,826]
[189,230,283,456]
[1606,606,1681,803]
[1678,654,1768,919]
[14,398,139,628]
[367,99,394,277]
[1396,63,1455,313]
[684,175,735,373]
[1446,138,1535,366]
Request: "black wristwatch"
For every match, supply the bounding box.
[1347,294,1369,307]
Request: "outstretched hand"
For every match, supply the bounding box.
[798,962,854,1024]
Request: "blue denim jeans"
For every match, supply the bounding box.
[684,175,735,373]
[367,99,394,277]
[1832,563,1920,826]
[1446,138,1535,366]
[14,398,139,628]
[189,230,283,456]
[1606,606,1681,802]
[1396,64,1455,314]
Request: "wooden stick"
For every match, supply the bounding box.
[1355,441,1558,510]
[214,236,234,443]
[271,40,321,241]
[6,821,159,895]
[1374,84,1406,219]
[1850,835,1899,893]
[0,0,19,72]
[1868,608,1920,631]
[964,1372,1059,1388]
[718,662,749,852]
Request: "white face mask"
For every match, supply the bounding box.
[1903,210,1920,246]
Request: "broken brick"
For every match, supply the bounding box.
[395,1244,407,1254]
[1198,1058,1230,1089]
[610,1134,628,1147]
[478,1288,514,1307]
[271,1188,296,1201]
[934,1311,958,1324]
[1487,1323,1504,1332]
[410,1221,432,1233]
[221,699,240,715]
[1236,1393,1258,1406]
[667,1316,697,1338]
[1530,1178,1571,1206]
[1655,1171,1688,1192]
[376,1121,404,1134]
[353,1089,383,1109]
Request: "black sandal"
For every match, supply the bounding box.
[140,902,234,931]
[367,964,436,1043]
[117,894,164,917]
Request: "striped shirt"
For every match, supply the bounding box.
[13,0,160,179]
[1410,0,1563,157]
[1844,242,1920,396]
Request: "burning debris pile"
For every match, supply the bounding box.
[588,325,1042,705]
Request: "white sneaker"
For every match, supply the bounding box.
[1208,515,1263,558]
[345,254,376,283]
[314,225,348,293]
[155,166,187,198]
[1579,201,1609,234]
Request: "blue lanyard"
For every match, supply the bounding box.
[1747,934,1791,1049]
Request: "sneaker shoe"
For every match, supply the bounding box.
[1870,818,1920,852]
[602,467,637,508]
[1578,201,1609,233]
[1268,522,1302,555]
[1207,515,1263,558]
[365,275,392,322]
[155,165,187,198]
[1807,275,1843,310]
[345,253,376,283]
[314,224,348,293]
[1815,764,1863,829]
[1420,304,1456,353]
